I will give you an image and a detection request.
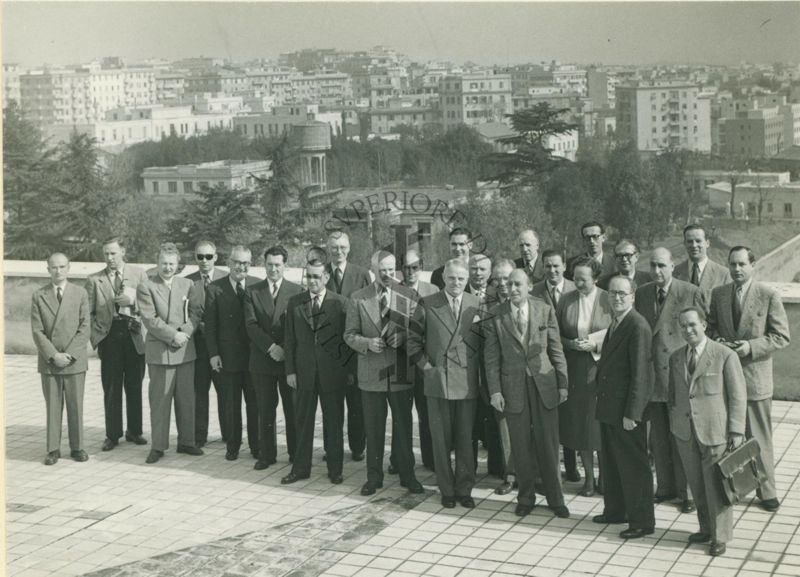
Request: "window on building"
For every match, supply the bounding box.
[168,181,177,193]
[784,203,793,218]
[152,181,159,194]
[183,182,193,194]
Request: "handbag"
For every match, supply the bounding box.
[715,438,768,505]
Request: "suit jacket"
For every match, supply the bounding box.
[344,284,414,392]
[204,275,259,372]
[430,266,445,290]
[186,268,228,337]
[243,278,303,375]
[707,281,791,401]
[407,291,481,400]
[31,282,90,375]
[669,339,747,447]
[565,251,616,280]
[85,264,147,353]
[674,258,731,305]
[635,279,705,402]
[326,261,371,298]
[595,309,653,424]
[514,256,545,285]
[285,290,355,392]
[483,297,569,413]
[137,273,199,366]
[597,270,653,291]
[531,279,576,312]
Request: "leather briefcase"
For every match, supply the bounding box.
[715,438,768,505]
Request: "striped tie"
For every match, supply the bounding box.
[380,288,391,337]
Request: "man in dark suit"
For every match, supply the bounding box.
[598,240,652,290]
[85,237,148,451]
[32,253,91,465]
[326,230,371,461]
[137,243,203,464]
[282,255,355,485]
[344,251,424,496]
[484,269,571,519]
[244,245,302,470]
[186,240,229,447]
[566,221,616,280]
[636,247,704,514]
[514,229,545,285]
[430,227,473,290]
[674,224,731,305]
[408,259,481,508]
[708,246,790,512]
[593,275,655,539]
[204,245,260,461]
[669,307,747,557]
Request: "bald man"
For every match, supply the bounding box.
[514,229,545,286]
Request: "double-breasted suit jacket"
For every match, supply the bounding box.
[483,297,569,414]
[326,262,371,298]
[243,279,303,375]
[136,274,199,365]
[86,265,148,354]
[636,279,705,402]
[674,258,731,306]
[31,282,90,375]
[204,275,260,372]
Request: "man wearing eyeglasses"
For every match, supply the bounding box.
[325,230,371,462]
[186,240,229,447]
[244,245,302,469]
[203,246,260,461]
[598,239,652,290]
[594,276,655,539]
[566,222,616,280]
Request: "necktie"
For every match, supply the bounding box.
[114,271,122,314]
[272,282,278,299]
[380,288,390,336]
[312,295,321,330]
[688,347,698,376]
[56,287,63,304]
[334,267,343,293]
[203,274,210,288]
[656,287,666,316]
[515,307,525,336]
[552,286,560,306]
[451,296,460,321]
[690,263,700,286]
[236,281,245,301]
[732,285,743,331]
[608,317,618,338]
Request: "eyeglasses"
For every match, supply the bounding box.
[231,260,251,268]
[196,254,215,261]
[608,291,632,299]
[615,253,637,260]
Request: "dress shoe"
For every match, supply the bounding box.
[145,450,164,464]
[458,496,476,509]
[564,469,582,482]
[593,514,627,525]
[515,503,535,517]
[551,505,570,519]
[688,532,711,544]
[405,480,424,494]
[709,542,727,556]
[44,451,60,466]
[253,458,276,470]
[125,432,148,445]
[281,472,309,485]
[387,463,398,475]
[495,481,513,495]
[360,482,383,496]
[176,445,203,456]
[760,498,780,512]
[352,452,364,462]
[225,450,239,461]
[681,499,696,514]
[101,438,118,451]
[620,527,654,539]
[329,475,344,485]
[71,450,89,462]
[441,496,457,508]
[654,493,677,504]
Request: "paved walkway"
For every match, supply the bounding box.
[5,354,800,577]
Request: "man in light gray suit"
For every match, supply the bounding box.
[635,247,704,514]
[708,246,790,512]
[137,243,203,464]
[531,250,575,311]
[674,224,731,305]
[32,253,91,465]
[669,306,747,557]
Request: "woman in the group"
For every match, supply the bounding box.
[557,256,612,496]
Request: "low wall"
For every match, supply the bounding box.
[754,233,800,282]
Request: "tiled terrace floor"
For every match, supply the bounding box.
[5,355,800,577]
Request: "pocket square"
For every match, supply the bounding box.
[473,315,482,323]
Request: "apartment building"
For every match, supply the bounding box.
[142,159,272,196]
[439,70,512,127]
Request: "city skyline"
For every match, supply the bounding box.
[3,1,799,69]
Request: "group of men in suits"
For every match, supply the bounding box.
[32,221,790,557]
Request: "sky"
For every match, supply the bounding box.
[2,1,799,68]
